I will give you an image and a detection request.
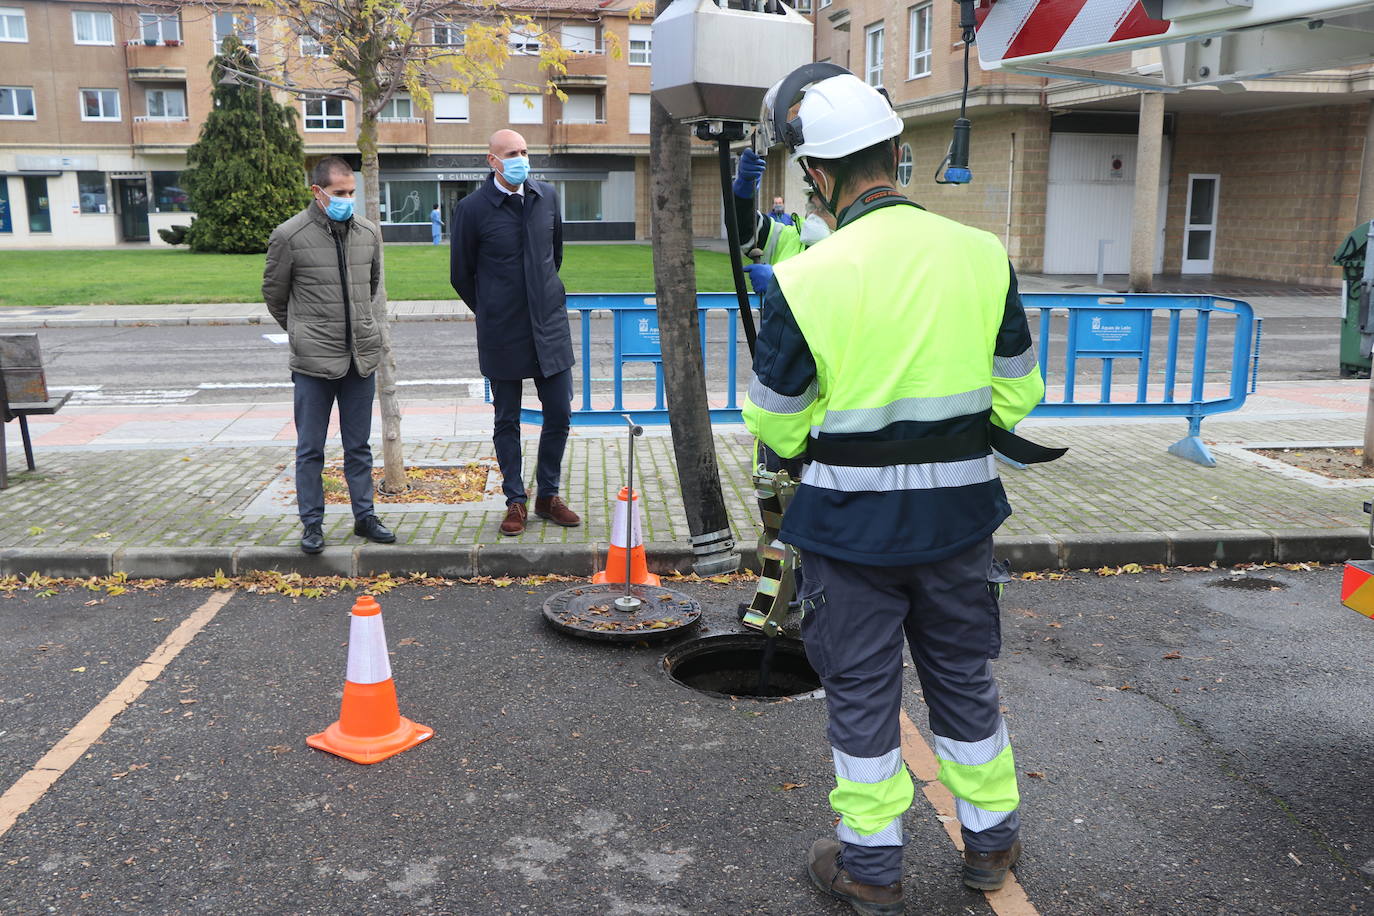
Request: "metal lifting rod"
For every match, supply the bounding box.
[614,414,645,613]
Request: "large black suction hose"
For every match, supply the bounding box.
[717,136,759,359]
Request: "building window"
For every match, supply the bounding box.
[303,97,345,131]
[0,7,27,41]
[381,180,436,224]
[509,27,539,55]
[628,24,651,66]
[214,12,255,52]
[897,143,913,186]
[561,92,599,125]
[80,88,121,121]
[554,180,602,222]
[0,179,11,232]
[794,0,812,11]
[379,94,413,120]
[509,93,542,124]
[433,20,464,48]
[865,23,885,87]
[433,92,469,122]
[819,0,832,8]
[73,10,115,45]
[151,171,190,212]
[78,171,108,213]
[629,93,650,135]
[0,86,35,119]
[139,11,180,43]
[561,23,597,53]
[300,29,328,57]
[908,4,931,78]
[146,87,186,119]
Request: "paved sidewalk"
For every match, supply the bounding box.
[0,378,1369,578]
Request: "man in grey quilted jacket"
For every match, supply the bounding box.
[263,156,396,555]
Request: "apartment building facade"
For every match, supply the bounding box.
[815,0,1374,285]
[0,0,743,248]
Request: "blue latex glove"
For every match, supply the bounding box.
[743,262,774,294]
[733,148,766,199]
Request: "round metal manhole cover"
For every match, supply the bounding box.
[543,583,702,643]
[663,633,823,700]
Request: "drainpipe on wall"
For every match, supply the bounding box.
[1129,92,1166,292]
[1005,131,1016,251]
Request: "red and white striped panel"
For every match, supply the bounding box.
[976,0,1170,68]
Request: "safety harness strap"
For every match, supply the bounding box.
[806,424,1066,467]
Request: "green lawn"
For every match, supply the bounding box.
[0,244,738,307]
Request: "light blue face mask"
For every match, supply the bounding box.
[498,155,530,186]
[323,195,353,222]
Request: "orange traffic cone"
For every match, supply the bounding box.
[592,486,660,587]
[307,595,433,764]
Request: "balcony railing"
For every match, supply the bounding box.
[377,118,427,148]
[133,117,196,149]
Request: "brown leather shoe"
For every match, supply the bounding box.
[499,502,527,536]
[806,838,903,915]
[533,494,581,527]
[962,839,1021,891]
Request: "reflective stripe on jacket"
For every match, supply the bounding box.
[742,200,1044,565]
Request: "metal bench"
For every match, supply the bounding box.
[0,333,71,489]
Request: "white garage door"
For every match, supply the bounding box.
[1044,132,1169,276]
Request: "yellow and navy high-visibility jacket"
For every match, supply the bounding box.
[742,190,1044,566]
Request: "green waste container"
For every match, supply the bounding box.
[1335,221,1373,378]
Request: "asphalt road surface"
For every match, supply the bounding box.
[2,567,1371,914]
[30,296,1341,409]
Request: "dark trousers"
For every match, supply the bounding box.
[799,538,1019,886]
[489,368,573,505]
[293,366,376,526]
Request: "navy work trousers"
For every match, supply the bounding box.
[799,537,1019,886]
[489,368,573,505]
[292,365,376,526]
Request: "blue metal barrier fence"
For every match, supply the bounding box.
[502,292,1261,468]
[1023,293,1260,467]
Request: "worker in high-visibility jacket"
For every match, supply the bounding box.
[743,66,1060,915]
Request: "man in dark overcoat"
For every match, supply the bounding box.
[451,129,580,536]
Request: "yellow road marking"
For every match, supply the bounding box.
[900,709,1040,916]
[0,591,234,839]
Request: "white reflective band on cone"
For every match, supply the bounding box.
[609,490,643,549]
[346,612,393,685]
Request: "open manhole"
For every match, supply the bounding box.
[664,634,823,700]
[1208,575,1289,591]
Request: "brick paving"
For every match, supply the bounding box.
[0,412,1367,558]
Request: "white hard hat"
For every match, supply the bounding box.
[788,74,904,162]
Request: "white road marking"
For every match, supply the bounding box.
[0,592,236,840]
[263,333,288,344]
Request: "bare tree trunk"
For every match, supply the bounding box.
[358,106,407,492]
[649,43,740,576]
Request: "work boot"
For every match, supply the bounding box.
[962,839,1021,891]
[533,494,580,527]
[354,515,396,544]
[300,523,324,555]
[500,501,528,536]
[806,839,904,915]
